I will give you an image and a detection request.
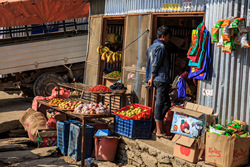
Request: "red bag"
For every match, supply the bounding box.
[51,87,70,99]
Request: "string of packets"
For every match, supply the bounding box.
[211,17,250,54]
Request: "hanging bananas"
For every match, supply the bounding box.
[97,46,122,63]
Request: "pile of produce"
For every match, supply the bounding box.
[104,71,121,80]
[48,98,65,106]
[87,85,111,93]
[208,120,248,137]
[58,100,83,110]
[109,82,127,90]
[97,46,122,63]
[74,102,109,115]
[115,104,151,120]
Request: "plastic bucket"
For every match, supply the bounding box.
[94,136,119,161]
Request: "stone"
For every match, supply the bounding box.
[121,165,136,167]
[118,149,127,156]
[0,146,57,164]
[134,150,141,157]
[132,156,143,165]
[148,147,158,156]
[158,163,173,167]
[137,141,149,152]
[9,157,78,167]
[127,150,135,159]
[0,144,28,152]
[122,137,138,149]
[93,161,117,167]
[0,137,31,146]
[119,143,126,149]
[0,120,22,134]
[157,154,171,164]
[141,152,158,167]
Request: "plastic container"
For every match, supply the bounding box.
[94,136,119,161]
[115,115,151,139]
[114,103,151,120]
[68,123,95,161]
[57,120,79,155]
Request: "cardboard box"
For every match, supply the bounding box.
[172,134,200,163]
[205,132,250,167]
[170,102,214,138]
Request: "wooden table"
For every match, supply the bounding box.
[37,99,115,167]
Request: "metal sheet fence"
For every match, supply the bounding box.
[104,0,205,15]
[199,0,250,126]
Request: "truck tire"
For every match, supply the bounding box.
[33,72,64,97]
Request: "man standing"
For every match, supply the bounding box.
[146,25,171,137]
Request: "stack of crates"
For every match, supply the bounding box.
[68,123,95,161]
[57,120,79,155]
[115,115,151,139]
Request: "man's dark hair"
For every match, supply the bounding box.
[157,25,171,38]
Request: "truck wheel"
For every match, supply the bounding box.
[33,73,64,97]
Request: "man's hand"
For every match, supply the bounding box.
[147,76,154,87]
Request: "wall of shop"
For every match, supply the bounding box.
[104,0,205,15]
[199,0,250,126]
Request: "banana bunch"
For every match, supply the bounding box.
[97,46,110,55]
[97,46,122,63]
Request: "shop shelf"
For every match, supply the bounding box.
[115,115,151,139]
[57,120,79,155]
[68,123,95,161]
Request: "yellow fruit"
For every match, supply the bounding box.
[107,54,112,63]
[118,52,122,62]
[101,52,107,61]
[112,52,116,63]
[97,46,103,54]
[102,46,110,53]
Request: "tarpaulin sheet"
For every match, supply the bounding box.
[0,0,89,27]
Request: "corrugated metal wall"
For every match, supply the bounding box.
[199,0,250,126]
[105,0,205,15]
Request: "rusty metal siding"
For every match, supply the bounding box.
[104,0,206,15]
[199,0,250,126]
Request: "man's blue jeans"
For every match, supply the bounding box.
[153,81,171,121]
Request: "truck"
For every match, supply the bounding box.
[0,0,90,97]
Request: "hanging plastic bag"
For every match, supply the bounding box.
[240,33,250,48]
[222,41,232,54]
[50,87,70,99]
[214,20,224,29]
[211,28,219,43]
[221,17,236,28]
[238,18,248,33]
[222,26,231,41]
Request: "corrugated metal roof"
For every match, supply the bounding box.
[105,0,206,15]
[199,0,250,126]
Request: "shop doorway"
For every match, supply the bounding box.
[152,14,203,105]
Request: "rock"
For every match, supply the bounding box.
[157,154,171,164]
[127,150,135,159]
[148,148,158,156]
[10,129,26,134]
[9,157,78,167]
[0,120,22,134]
[119,143,126,149]
[158,163,173,167]
[0,137,31,146]
[0,144,28,152]
[137,141,149,152]
[121,165,136,167]
[0,146,57,164]
[93,160,117,167]
[141,152,158,167]
[132,156,143,165]
[122,137,137,149]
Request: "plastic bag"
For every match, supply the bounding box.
[229,18,240,28]
[240,33,250,48]
[214,20,224,29]
[46,117,57,129]
[211,28,219,43]
[222,41,232,54]
[221,17,236,28]
[238,18,248,33]
[222,26,230,41]
[51,87,70,99]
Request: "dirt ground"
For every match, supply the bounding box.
[0,91,32,125]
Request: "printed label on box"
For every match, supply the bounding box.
[171,112,204,138]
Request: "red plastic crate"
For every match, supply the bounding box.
[114,103,151,120]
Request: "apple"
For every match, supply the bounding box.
[94,103,99,107]
[103,105,108,109]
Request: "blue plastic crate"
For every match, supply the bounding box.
[115,115,151,139]
[57,120,79,155]
[68,123,95,161]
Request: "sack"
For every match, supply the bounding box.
[51,87,70,99]
[19,108,47,142]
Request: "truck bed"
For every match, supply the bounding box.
[0,35,88,75]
